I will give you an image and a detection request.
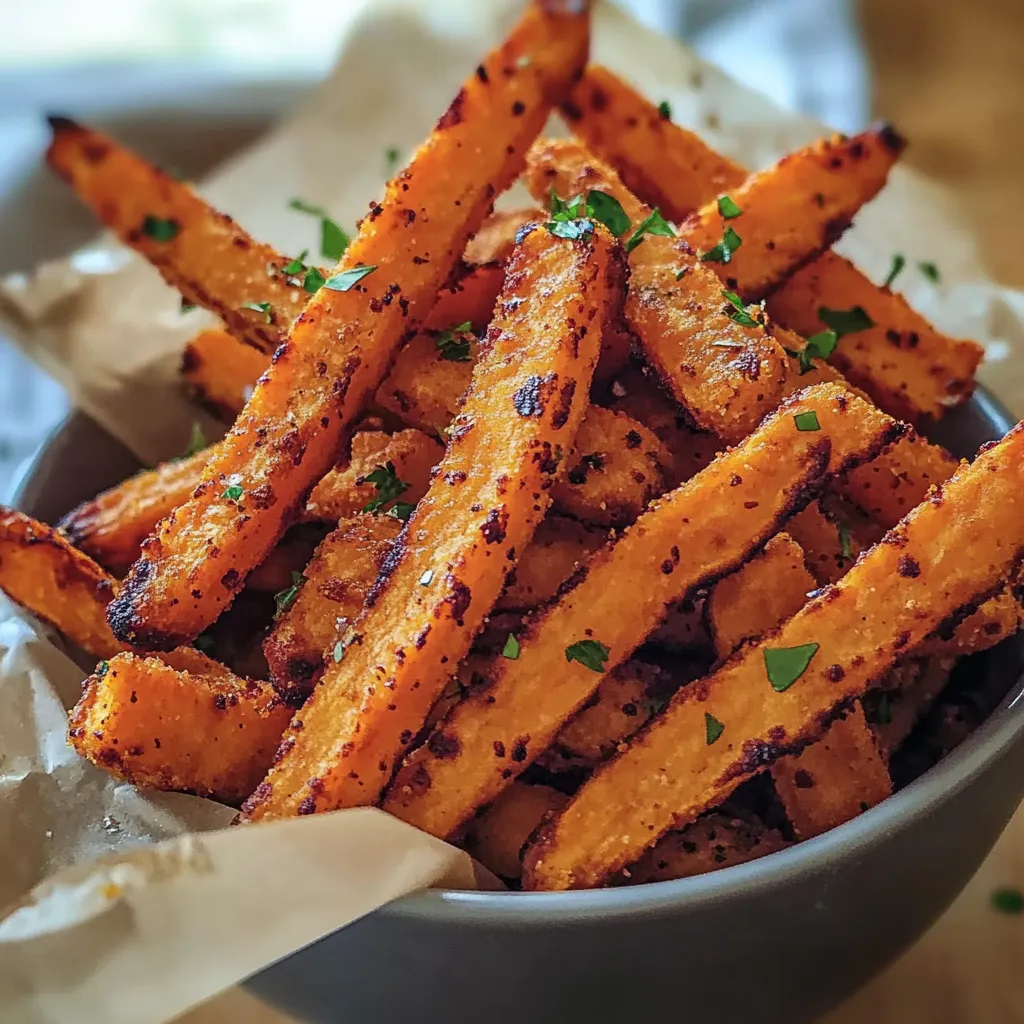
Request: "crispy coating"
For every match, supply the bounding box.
[304,429,443,522]
[181,327,268,421]
[871,656,954,756]
[263,515,401,705]
[626,812,789,885]
[242,222,619,820]
[0,507,121,658]
[563,65,982,422]
[106,1,592,651]
[521,421,1024,890]
[497,515,605,611]
[463,207,545,267]
[552,405,666,527]
[57,451,206,575]
[786,500,873,586]
[68,649,291,806]
[244,525,326,594]
[681,126,903,303]
[465,782,568,881]
[384,385,900,840]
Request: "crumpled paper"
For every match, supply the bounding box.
[1,1,1023,1022]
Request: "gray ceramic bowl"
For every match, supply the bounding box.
[12,391,1024,1024]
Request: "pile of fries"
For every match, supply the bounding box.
[5,0,1024,891]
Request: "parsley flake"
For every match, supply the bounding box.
[333,640,346,663]
[721,289,758,328]
[624,208,675,254]
[705,711,725,745]
[385,146,400,174]
[288,197,351,261]
[141,215,179,242]
[386,502,416,522]
[991,887,1024,915]
[240,301,273,323]
[419,569,434,586]
[837,522,853,559]
[181,422,207,460]
[657,100,672,120]
[786,330,838,374]
[282,250,309,275]
[547,218,593,240]
[883,253,905,289]
[583,190,631,237]
[918,261,940,283]
[502,634,520,660]
[303,267,326,293]
[565,639,610,672]
[793,411,820,432]
[362,461,409,514]
[700,226,742,264]
[324,265,377,292]
[819,305,873,338]
[274,571,304,617]
[436,321,474,362]
[717,195,742,219]
[763,643,819,692]
[221,484,244,502]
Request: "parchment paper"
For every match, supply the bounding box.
[1,1,1023,1022]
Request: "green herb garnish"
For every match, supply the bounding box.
[386,502,416,522]
[883,253,905,289]
[274,571,304,617]
[141,215,179,242]
[918,261,940,283]
[303,267,326,293]
[547,217,594,240]
[786,330,839,374]
[502,634,520,660]
[180,298,196,314]
[705,712,725,745]
[436,321,474,362]
[721,289,759,328]
[763,643,819,692]
[282,250,309,275]
[385,147,400,174]
[240,301,273,323]
[624,208,675,254]
[324,265,377,292]
[717,195,742,219]
[793,411,820,432]
[582,190,631,237]
[96,660,109,678]
[362,461,409,514]
[288,197,351,261]
[700,226,742,264]
[991,887,1024,915]
[221,484,244,502]
[819,306,873,338]
[333,640,346,663]
[838,522,853,559]
[565,639,610,672]
[657,100,672,120]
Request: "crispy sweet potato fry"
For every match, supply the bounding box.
[563,66,982,423]
[626,812,789,885]
[69,649,291,806]
[182,327,268,421]
[106,1,592,651]
[57,451,206,575]
[785,500,873,585]
[0,507,121,658]
[681,126,904,303]
[521,422,1024,890]
[918,586,1024,657]
[244,526,327,594]
[263,514,401,705]
[384,385,903,840]
[242,221,619,820]
[47,120,317,355]
[871,657,954,756]
[304,429,443,522]
[463,207,545,267]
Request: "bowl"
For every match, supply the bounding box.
[12,391,1024,1024]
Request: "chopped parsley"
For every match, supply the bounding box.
[436,321,474,362]
[717,195,742,219]
[181,422,207,460]
[721,288,758,328]
[547,189,674,253]
[580,191,631,237]
[918,261,940,283]
[819,305,873,338]
[282,250,309,275]
[502,634,520,660]
[657,100,672,120]
[837,522,853,559]
[705,711,725,745]
[793,411,820,432]
[333,640,346,663]
[141,215,179,242]
[362,461,409,514]
[800,330,839,372]
[883,253,905,289]
[548,217,594,240]
[303,267,326,293]
[324,265,377,292]
[419,569,434,586]
[274,571,304,617]
[221,484,244,502]
[991,887,1024,915]
[240,301,273,323]
[288,197,351,261]
[624,208,675,254]
[385,146,400,174]
[763,642,819,692]
[385,502,416,522]
[546,193,595,240]
[565,639,610,672]
[699,226,742,264]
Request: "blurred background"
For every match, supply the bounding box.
[0,0,1020,495]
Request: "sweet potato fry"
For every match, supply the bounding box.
[0,507,121,659]
[871,657,954,756]
[243,526,327,594]
[106,1,592,651]
[463,207,545,267]
[626,812,789,885]
[521,421,1024,890]
[263,514,401,705]
[562,65,982,422]
[57,451,206,575]
[383,385,902,840]
[785,500,873,586]
[69,649,291,806]
[918,586,1024,658]
[242,221,619,820]
[497,515,605,611]
[681,126,904,303]
[304,429,443,522]
[181,327,275,421]
[47,120,317,355]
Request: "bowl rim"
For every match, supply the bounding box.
[12,387,1024,926]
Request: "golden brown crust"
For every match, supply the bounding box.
[181,327,268,421]
[463,208,545,267]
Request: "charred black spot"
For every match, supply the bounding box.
[733,348,761,381]
[510,737,529,762]
[220,569,241,591]
[513,374,549,417]
[427,730,461,760]
[897,555,921,578]
[511,100,526,116]
[249,483,275,510]
[625,430,643,449]
[826,664,845,682]
[444,470,468,485]
[297,795,318,815]
[437,87,467,129]
[875,121,907,155]
[481,506,509,545]
[793,769,815,789]
[443,579,472,625]
[551,379,577,429]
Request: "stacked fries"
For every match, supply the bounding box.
[4,0,1022,891]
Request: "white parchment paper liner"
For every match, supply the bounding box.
[1,2,1023,1022]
